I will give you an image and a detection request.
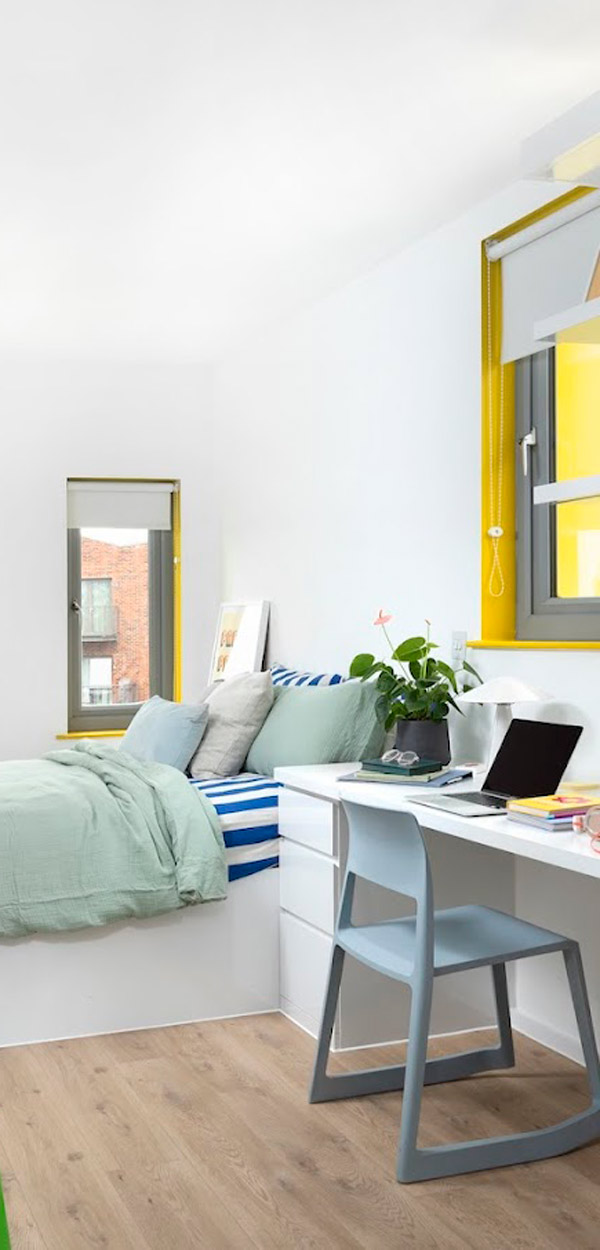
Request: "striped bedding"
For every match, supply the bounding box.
[189,774,281,882]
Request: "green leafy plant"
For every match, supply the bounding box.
[350,612,480,731]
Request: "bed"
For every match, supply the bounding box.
[0,758,282,1048]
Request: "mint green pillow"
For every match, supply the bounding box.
[246,681,384,776]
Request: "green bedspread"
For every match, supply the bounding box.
[0,743,226,938]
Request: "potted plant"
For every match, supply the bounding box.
[349,613,480,765]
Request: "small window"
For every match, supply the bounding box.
[67,481,176,731]
[516,345,600,640]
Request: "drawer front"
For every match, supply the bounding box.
[280,911,332,1031]
[280,840,336,934]
[279,787,336,855]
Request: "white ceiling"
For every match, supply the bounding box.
[3,0,600,360]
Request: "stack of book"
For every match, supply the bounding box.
[341,759,472,787]
[506,794,599,830]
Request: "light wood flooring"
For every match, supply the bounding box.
[0,1013,599,1249]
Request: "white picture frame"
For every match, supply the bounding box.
[208,600,270,684]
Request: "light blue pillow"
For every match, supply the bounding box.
[120,696,209,771]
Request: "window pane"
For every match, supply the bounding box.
[555,499,600,599]
[82,579,114,638]
[554,343,600,599]
[80,528,150,706]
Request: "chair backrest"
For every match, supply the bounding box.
[342,798,433,910]
[339,800,434,978]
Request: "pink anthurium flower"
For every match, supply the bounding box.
[373,609,392,627]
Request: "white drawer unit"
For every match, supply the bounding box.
[280,839,336,934]
[278,786,337,856]
[276,768,421,1049]
[280,911,332,1037]
[276,780,341,1038]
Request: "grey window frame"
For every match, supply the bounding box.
[68,529,174,732]
[516,349,600,640]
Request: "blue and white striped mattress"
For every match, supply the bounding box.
[189,774,281,882]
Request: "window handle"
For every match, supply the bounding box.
[519,427,537,477]
[71,599,81,613]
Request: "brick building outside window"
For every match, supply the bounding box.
[81,534,150,707]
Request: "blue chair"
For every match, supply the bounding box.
[309,799,600,1182]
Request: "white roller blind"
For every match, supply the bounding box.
[67,480,174,530]
[491,197,600,363]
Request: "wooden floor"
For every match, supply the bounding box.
[0,1014,599,1249]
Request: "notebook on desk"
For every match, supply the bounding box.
[410,718,582,818]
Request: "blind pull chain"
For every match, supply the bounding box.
[487,256,505,599]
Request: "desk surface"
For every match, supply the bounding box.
[274,763,600,881]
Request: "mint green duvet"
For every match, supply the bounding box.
[0,743,226,938]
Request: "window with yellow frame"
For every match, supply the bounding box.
[475,186,600,650]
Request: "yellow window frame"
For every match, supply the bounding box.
[469,186,600,652]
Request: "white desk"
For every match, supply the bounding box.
[278,762,600,880]
[275,763,600,1053]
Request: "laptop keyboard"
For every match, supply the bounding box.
[466,793,507,809]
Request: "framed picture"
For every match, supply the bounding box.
[208,601,270,683]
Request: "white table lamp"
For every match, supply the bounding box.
[460,676,550,768]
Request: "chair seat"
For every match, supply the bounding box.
[338,904,570,980]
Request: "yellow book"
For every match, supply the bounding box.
[507,794,598,817]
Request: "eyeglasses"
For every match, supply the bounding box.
[381,750,420,766]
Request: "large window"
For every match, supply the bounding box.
[479,187,600,649]
[67,481,176,731]
[516,344,600,640]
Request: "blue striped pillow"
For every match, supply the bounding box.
[271,663,345,688]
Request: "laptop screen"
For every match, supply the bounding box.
[483,718,582,799]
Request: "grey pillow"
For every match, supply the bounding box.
[120,696,209,771]
[189,671,274,779]
[246,681,385,776]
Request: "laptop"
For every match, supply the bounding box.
[411,718,582,818]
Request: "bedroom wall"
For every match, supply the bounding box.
[211,177,600,1060]
[0,356,219,761]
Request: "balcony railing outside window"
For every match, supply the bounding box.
[83,685,113,706]
[82,680,139,706]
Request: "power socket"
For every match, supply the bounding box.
[451,630,467,671]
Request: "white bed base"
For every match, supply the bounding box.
[0,868,280,1048]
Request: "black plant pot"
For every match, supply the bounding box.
[394,719,450,766]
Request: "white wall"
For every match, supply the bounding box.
[211,178,600,1059]
[0,356,219,760]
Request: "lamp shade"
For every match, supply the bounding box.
[459,677,550,707]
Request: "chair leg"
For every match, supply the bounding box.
[564,943,600,1100]
[309,943,345,1103]
[397,962,517,1180]
[396,973,434,1182]
[492,962,515,1070]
